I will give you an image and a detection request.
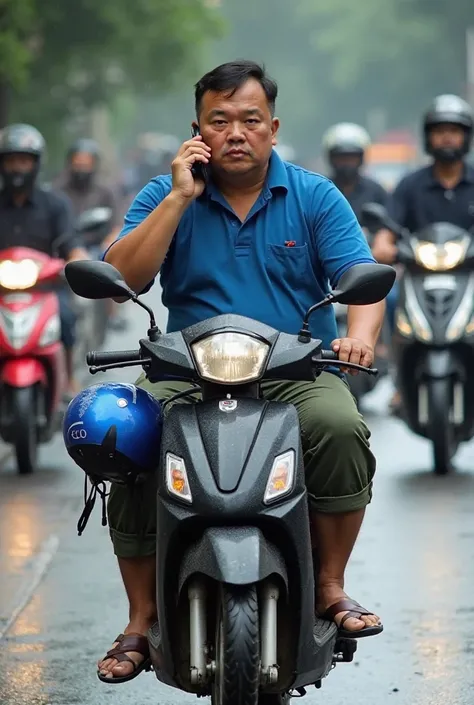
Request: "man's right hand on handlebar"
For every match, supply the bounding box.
[171,136,211,202]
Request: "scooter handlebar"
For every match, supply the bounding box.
[86,349,141,366]
[315,351,378,376]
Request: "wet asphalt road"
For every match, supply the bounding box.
[1,290,474,705]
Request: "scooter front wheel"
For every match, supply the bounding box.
[428,378,455,475]
[12,386,38,474]
[212,584,260,705]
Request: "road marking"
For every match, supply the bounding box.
[0,534,59,641]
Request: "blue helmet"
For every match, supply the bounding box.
[63,382,163,485]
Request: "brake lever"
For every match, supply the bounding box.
[318,359,378,376]
[89,358,151,375]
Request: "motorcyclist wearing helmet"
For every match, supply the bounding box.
[323,123,394,358]
[0,124,88,397]
[323,123,388,222]
[54,138,126,331]
[372,94,474,412]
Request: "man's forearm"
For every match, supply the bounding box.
[105,192,189,293]
[347,301,385,348]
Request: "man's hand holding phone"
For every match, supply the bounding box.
[170,133,211,203]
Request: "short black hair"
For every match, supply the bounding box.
[195,60,278,117]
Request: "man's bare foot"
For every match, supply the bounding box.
[98,617,155,680]
[317,582,381,633]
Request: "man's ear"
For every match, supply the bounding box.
[271,118,280,146]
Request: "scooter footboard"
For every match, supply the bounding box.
[178,526,288,593]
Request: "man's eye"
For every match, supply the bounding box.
[246,119,259,124]
[213,120,226,126]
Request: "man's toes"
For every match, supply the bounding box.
[342,616,366,631]
[98,658,115,674]
[111,660,134,677]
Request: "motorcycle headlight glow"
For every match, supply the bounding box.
[413,238,468,271]
[263,450,295,504]
[0,259,40,290]
[166,453,192,503]
[191,332,270,384]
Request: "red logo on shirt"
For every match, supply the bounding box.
[285,240,296,247]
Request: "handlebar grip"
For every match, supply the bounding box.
[320,349,338,360]
[86,349,141,366]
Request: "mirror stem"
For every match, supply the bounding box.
[133,297,161,341]
[298,294,334,342]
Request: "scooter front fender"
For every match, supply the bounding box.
[178,526,288,594]
[0,358,46,387]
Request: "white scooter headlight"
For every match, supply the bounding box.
[191,332,270,384]
[0,259,40,290]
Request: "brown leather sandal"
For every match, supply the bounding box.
[97,633,152,684]
[322,598,383,639]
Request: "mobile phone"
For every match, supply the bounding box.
[191,125,209,183]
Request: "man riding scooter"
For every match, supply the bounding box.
[372,95,474,414]
[0,124,87,398]
[54,138,126,332]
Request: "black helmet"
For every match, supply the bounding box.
[68,138,100,161]
[0,123,45,158]
[423,94,473,161]
[0,124,45,194]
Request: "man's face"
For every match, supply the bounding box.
[331,153,362,171]
[429,123,465,152]
[196,78,279,177]
[2,153,36,174]
[70,151,95,173]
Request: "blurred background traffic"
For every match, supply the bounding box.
[2,0,473,191]
[1,2,474,705]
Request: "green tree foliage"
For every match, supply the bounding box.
[0,0,222,161]
[299,0,473,129]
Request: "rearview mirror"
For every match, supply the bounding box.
[76,207,113,234]
[65,260,136,300]
[360,202,404,238]
[331,263,396,305]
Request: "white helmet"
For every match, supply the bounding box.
[322,123,371,157]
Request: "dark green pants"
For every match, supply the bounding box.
[108,372,376,558]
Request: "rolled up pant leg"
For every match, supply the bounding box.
[261,372,376,513]
[107,376,200,558]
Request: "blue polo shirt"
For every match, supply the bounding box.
[111,151,375,348]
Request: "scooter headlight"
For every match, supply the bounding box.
[0,259,40,290]
[413,238,469,271]
[191,332,270,384]
[166,453,192,503]
[263,450,295,504]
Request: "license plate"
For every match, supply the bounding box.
[423,274,457,291]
